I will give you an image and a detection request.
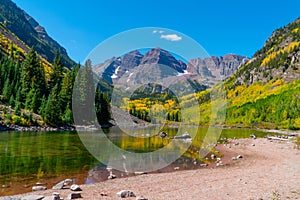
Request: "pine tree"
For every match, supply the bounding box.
[63,105,73,124]
[2,79,12,101]
[44,84,62,126]
[72,60,95,125]
[20,47,46,105]
[60,71,73,113]
[49,53,64,90]
[21,48,40,101]
[9,95,15,107]
[39,95,47,119]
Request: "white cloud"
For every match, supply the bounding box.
[152,30,164,34]
[160,34,182,41]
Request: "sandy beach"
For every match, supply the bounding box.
[2,137,300,200]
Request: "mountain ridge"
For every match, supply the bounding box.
[0,0,75,68]
[94,47,248,88]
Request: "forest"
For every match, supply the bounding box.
[0,47,111,127]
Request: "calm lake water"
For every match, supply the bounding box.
[0,127,273,196]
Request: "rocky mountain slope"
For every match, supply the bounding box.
[94,47,247,88]
[191,17,300,129]
[232,18,300,86]
[0,0,75,68]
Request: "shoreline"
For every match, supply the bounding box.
[1,137,299,199]
[0,124,76,132]
[1,122,300,135]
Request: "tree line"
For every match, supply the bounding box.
[0,48,111,126]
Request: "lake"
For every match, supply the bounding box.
[0,127,273,196]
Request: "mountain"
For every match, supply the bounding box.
[233,18,300,86]
[187,54,248,86]
[140,47,187,73]
[0,0,75,68]
[192,17,300,129]
[94,47,247,88]
[118,18,300,129]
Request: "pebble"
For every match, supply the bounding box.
[67,193,82,200]
[134,172,147,175]
[21,195,44,200]
[108,174,117,179]
[70,184,82,191]
[136,196,148,200]
[52,181,65,190]
[174,167,180,170]
[32,186,47,191]
[211,154,215,159]
[117,190,136,198]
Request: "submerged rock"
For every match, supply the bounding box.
[174,132,191,139]
[157,131,167,138]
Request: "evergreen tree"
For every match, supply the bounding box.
[72,60,95,125]
[20,48,46,105]
[39,95,47,119]
[49,53,64,90]
[63,105,73,124]
[60,71,73,113]
[44,84,62,126]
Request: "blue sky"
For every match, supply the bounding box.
[12,0,300,63]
